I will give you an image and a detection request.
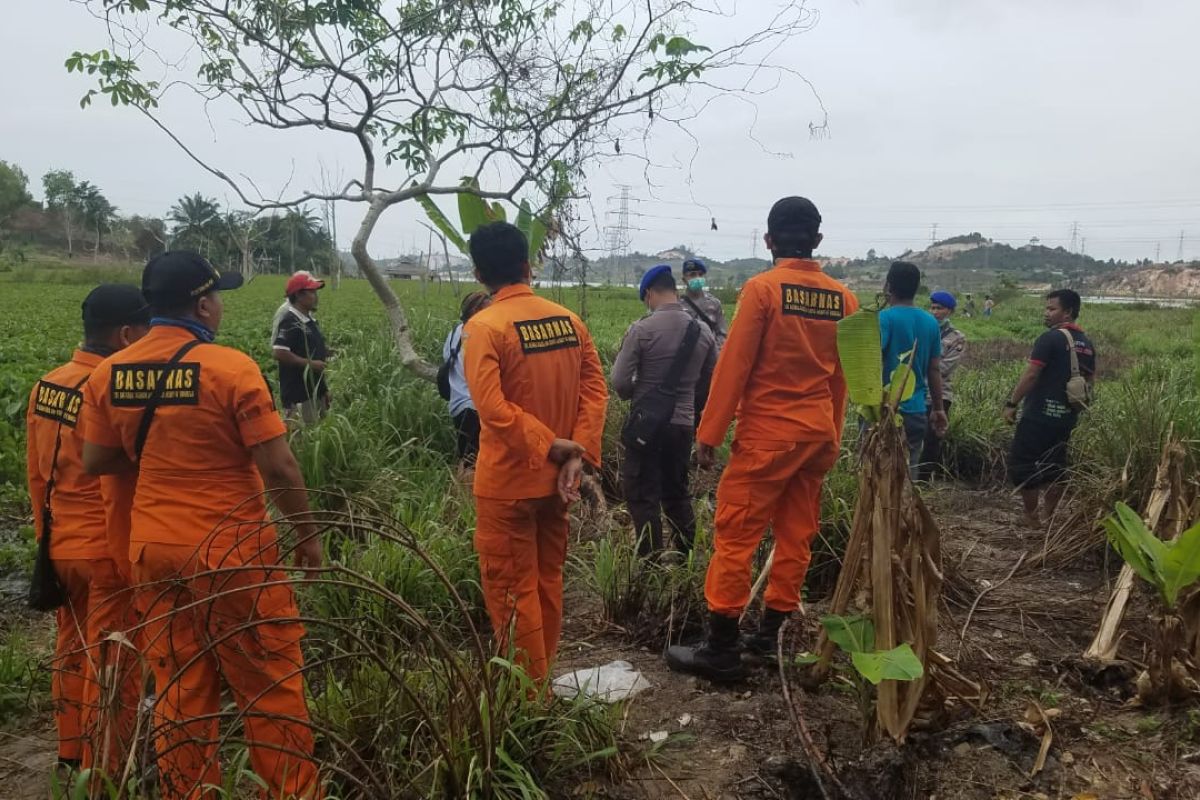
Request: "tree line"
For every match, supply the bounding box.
[0,159,337,275]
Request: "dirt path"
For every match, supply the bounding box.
[559,485,1200,799]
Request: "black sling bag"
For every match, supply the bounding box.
[621,320,702,452]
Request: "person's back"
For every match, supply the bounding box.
[880,305,942,415]
[698,261,857,446]
[1025,321,1096,426]
[86,326,277,553]
[614,304,715,427]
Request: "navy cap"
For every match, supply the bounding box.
[639,264,673,301]
[930,290,957,310]
[767,196,822,235]
[81,284,151,327]
[682,258,707,275]
[142,250,244,308]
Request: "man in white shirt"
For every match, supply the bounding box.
[442,291,491,464]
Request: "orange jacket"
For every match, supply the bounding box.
[26,350,110,560]
[697,259,859,447]
[463,284,608,500]
[80,325,288,557]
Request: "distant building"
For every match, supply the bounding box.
[380,259,430,280]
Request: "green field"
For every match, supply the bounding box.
[2,268,1199,798]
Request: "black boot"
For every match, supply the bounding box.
[665,612,745,682]
[742,608,789,659]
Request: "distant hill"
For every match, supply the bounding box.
[898,233,1112,275]
[1090,262,1200,298]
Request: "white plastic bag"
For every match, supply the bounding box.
[552,660,652,702]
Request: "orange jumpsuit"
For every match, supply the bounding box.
[463,284,608,680]
[81,325,318,799]
[696,259,859,618]
[26,350,139,772]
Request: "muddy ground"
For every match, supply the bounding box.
[4,485,1200,799]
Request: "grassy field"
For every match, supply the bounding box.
[1,265,1199,797]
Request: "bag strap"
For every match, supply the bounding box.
[660,320,703,397]
[42,375,91,518]
[681,295,718,333]
[134,339,206,460]
[1057,328,1081,378]
[448,325,464,365]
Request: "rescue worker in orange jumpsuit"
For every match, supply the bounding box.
[80,251,322,799]
[463,222,608,682]
[26,284,150,775]
[667,197,859,682]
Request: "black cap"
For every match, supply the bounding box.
[767,196,822,235]
[142,250,244,308]
[81,284,151,327]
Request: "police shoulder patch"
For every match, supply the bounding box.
[33,381,84,427]
[513,315,580,354]
[110,362,202,407]
[781,284,845,321]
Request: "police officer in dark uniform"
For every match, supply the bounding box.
[612,265,716,555]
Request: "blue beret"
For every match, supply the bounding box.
[930,290,956,310]
[639,264,673,301]
[682,258,707,275]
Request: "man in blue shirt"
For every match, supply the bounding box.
[879,262,948,480]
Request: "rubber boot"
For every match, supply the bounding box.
[665,612,745,682]
[741,608,789,660]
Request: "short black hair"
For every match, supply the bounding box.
[470,222,528,288]
[886,261,921,301]
[1046,288,1081,319]
[82,320,124,344]
[647,270,677,294]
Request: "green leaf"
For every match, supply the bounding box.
[1160,520,1200,607]
[850,643,925,686]
[457,178,490,236]
[793,652,820,666]
[415,192,468,255]
[820,614,875,654]
[488,201,507,223]
[1103,502,1167,597]
[836,310,884,407]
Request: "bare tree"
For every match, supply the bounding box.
[69,0,821,379]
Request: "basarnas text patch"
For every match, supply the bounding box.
[781,284,845,321]
[33,381,84,426]
[110,363,202,406]
[514,316,580,354]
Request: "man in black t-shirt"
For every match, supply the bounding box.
[272,272,330,424]
[1003,289,1096,527]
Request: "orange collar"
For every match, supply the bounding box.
[491,283,534,302]
[775,258,821,272]
[71,349,105,368]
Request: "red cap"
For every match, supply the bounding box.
[285,272,325,295]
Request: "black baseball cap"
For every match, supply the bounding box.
[767,196,822,235]
[81,284,151,327]
[142,250,244,308]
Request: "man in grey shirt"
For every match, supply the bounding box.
[680,258,727,349]
[613,265,717,555]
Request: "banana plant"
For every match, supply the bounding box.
[1104,503,1200,703]
[416,177,552,267]
[835,308,916,424]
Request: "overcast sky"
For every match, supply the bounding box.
[3,0,1199,263]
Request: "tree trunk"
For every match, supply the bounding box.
[352,199,437,382]
[64,208,74,258]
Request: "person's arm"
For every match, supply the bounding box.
[273,323,325,372]
[571,321,609,469]
[25,389,47,541]
[79,375,135,476]
[464,320,576,469]
[610,322,640,401]
[713,298,728,343]
[250,435,322,570]
[696,282,768,458]
[927,357,948,436]
[695,330,717,421]
[1003,362,1043,424]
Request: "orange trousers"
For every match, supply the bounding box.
[53,558,140,771]
[474,496,570,681]
[705,439,839,618]
[132,542,319,800]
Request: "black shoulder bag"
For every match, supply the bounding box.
[28,375,89,612]
[134,339,206,460]
[682,295,719,337]
[621,320,702,452]
[437,327,462,402]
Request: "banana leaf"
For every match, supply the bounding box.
[415,192,468,255]
[836,309,884,407]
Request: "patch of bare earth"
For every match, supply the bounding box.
[560,485,1200,799]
